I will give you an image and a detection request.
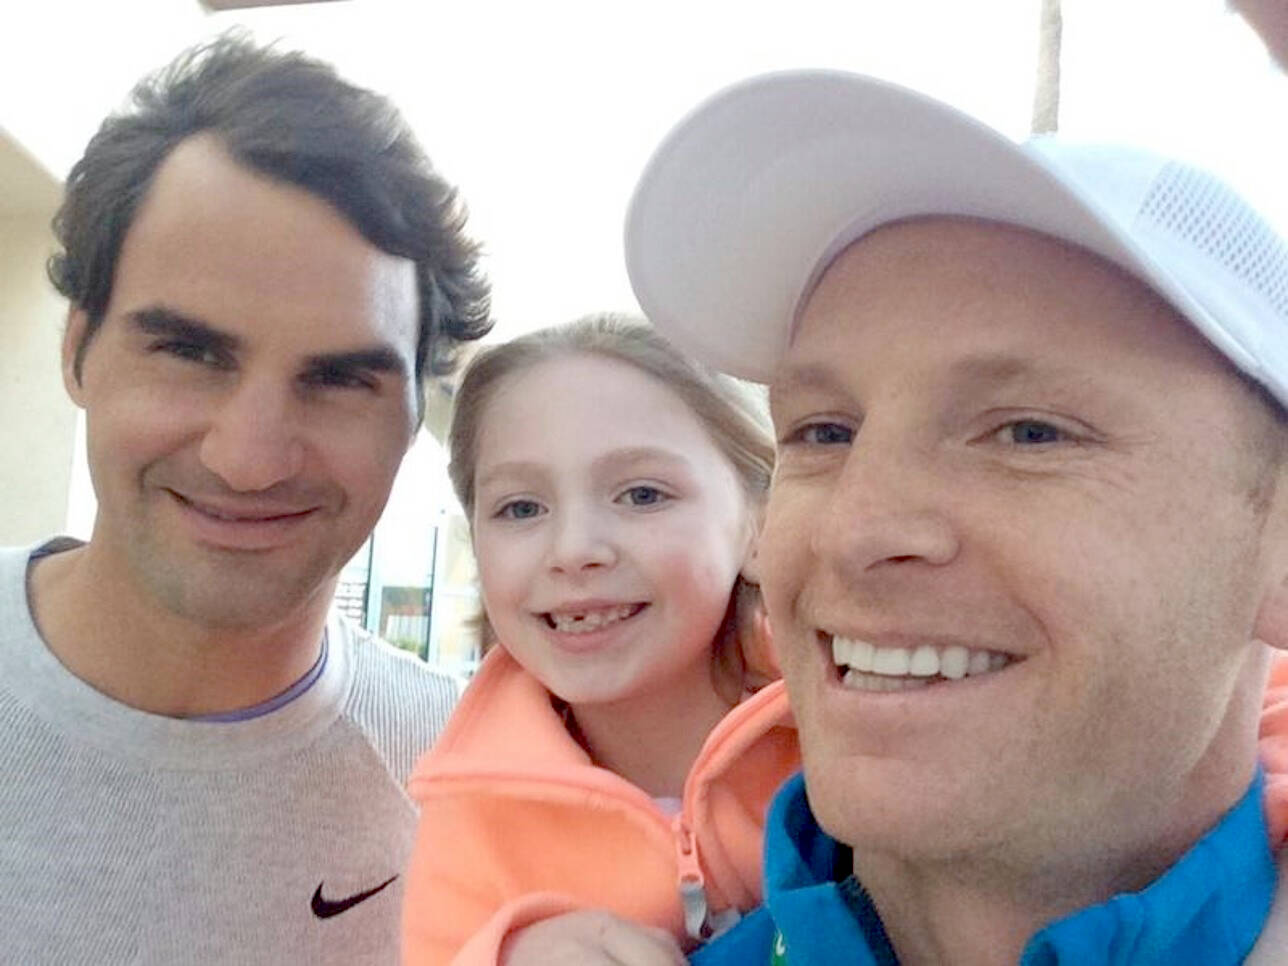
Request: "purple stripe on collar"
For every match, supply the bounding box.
[186,631,329,723]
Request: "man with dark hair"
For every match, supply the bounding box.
[0,35,489,964]
[50,33,490,402]
[620,71,1288,964]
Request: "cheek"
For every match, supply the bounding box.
[655,512,746,590]
[316,419,412,503]
[84,386,206,477]
[473,535,534,616]
[475,552,510,602]
[758,501,810,611]
[984,500,1259,742]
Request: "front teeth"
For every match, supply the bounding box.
[832,636,1010,684]
[190,500,270,523]
[550,604,638,634]
[842,670,933,692]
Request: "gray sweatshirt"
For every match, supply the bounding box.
[0,541,458,965]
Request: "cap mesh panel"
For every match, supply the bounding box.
[1139,163,1288,320]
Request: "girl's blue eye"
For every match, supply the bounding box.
[499,499,542,520]
[1007,420,1064,445]
[619,486,667,507]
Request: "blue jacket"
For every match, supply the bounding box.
[692,772,1275,965]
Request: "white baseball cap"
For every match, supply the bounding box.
[624,69,1288,404]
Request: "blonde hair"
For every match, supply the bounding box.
[449,313,777,694]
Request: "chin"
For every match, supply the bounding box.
[151,565,322,630]
[800,749,1009,863]
[548,680,632,708]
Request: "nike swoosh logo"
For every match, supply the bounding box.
[310,875,398,919]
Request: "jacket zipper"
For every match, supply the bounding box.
[674,815,744,942]
[674,816,710,940]
[671,693,787,941]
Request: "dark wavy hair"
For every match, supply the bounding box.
[48,32,491,410]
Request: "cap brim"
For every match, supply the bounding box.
[625,70,1174,383]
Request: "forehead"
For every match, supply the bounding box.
[108,135,418,355]
[475,353,726,471]
[776,217,1232,402]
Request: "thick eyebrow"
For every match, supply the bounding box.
[130,305,408,380]
[128,306,241,355]
[941,353,1039,389]
[771,354,1060,411]
[302,346,409,381]
[936,352,1112,410]
[768,363,846,414]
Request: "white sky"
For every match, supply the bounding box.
[231,0,1045,341]
[4,0,1286,345]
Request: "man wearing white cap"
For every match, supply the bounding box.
[625,72,1288,964]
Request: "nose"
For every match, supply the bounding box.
[547,505,618,576]
[198,377,306,492]
[811,436,960,578]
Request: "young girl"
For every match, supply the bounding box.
[401,315,798,964]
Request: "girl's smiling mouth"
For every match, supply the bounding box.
[544,602,649,634]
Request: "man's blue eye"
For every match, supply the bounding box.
[1008,420,1064,445]
[500,500,542,520]
[802,423,853,445]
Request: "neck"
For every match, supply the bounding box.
[854,755,1261,965]
[857,864,1054,966]
[568,652,736,797]
[28,541,330,717]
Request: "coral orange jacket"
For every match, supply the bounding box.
[401,647,799,966]
[1248,653,1288,965]
[1261,652,1288,846]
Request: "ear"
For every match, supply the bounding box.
[739,499,765,585]
[61,307,89,407]
[740,537,762,585]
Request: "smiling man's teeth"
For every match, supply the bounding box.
[184,495,299,523]
[831,635,1012,690]
[202,507,252,522]
[550,604,639,634]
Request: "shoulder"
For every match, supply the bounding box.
[331,614,463,784]
[0,538,74,583]
[412,648,583,767]
[0,545,28,595]
[335,613,463,698]
[0,539,76,642]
